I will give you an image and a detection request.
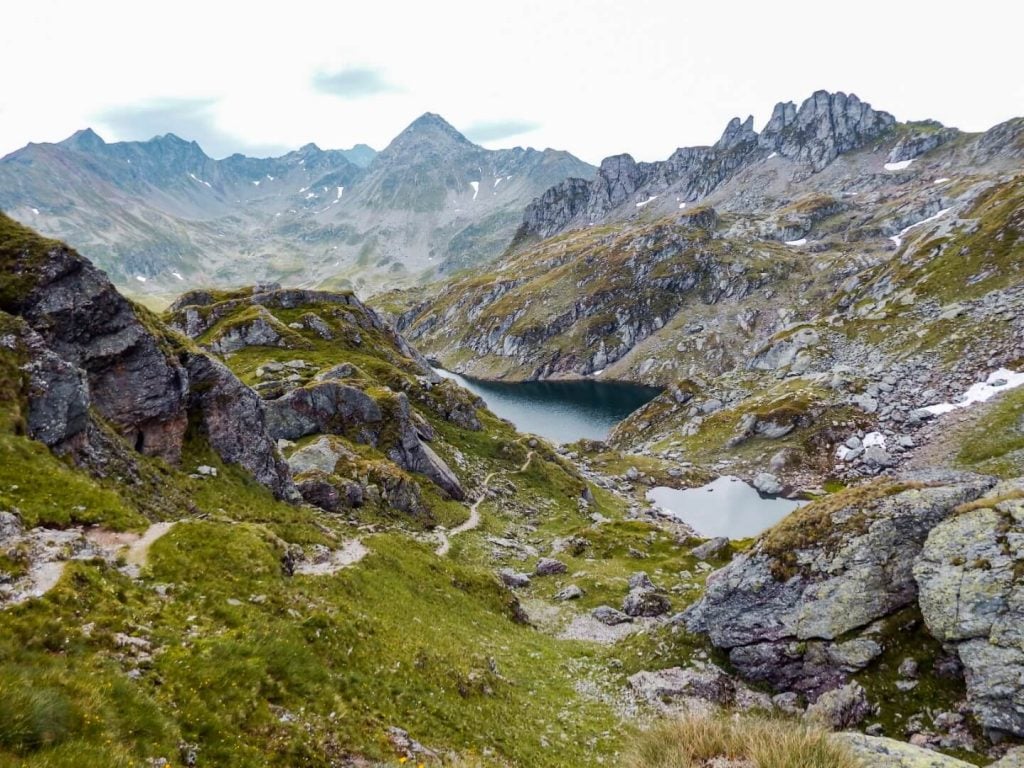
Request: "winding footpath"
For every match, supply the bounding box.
[435,449,535,557]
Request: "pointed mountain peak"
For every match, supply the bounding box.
[384,113,473,155]
[60,128,106,152]
[299,142,322,153]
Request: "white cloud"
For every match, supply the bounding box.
[0,0,1021,164]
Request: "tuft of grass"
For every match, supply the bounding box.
[624,713,862,768]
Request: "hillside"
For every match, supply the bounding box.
[0,118,593,303]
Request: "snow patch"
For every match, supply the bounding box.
[336,186,344,200]
[933,177,951,185]
[299,187,308,193]
[592,369,605,377]
[135,276,147,283]
[494,177,502,188]
[305,192,317,200]
[30,207,39,215]
[266,175,275,181]
[171,272,183,281]
[469,181,479,200]
[678,202,687,210]
[252,180,260,186]
[784,238,807,246]
[635,195,658,208]
[889,208,951,247]
[923,369,1024,415]
[863,432,887,448]
[766,151,778,159]
[884,159,914,172]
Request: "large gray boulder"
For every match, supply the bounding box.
[684,471,996,693]
[837,733,977,767]
[915,485,1024,736]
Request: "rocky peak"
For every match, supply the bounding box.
[760,90,896,171]
[716,115,757,151]
[597,154,645,206]
[59,127,107,153]
[381,112,473,159]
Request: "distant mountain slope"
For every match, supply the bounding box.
[0,117,593,302]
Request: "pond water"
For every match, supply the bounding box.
[646,476,806,539]
[434,369,661,445]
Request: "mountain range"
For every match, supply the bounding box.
[0,115,594,303]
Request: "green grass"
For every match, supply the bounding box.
[955,386,1024,477]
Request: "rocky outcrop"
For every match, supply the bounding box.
[264,381,383,442]
[265,382,464,500]
[1,214,294,498]
[758,91,896,172]
[914,484,1024,736]
[887,123,960,164]
[684,472,996,694]
[185,354,297,500]
[206,307,306,355]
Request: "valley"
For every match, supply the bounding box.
[1,84,1023,768]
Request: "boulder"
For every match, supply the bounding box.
[534,557,568,576]
[497,569,531,589]
[691,537,730,561]
[684,472,996,692]
[554,585,584,601]
[623,588,671,617]
[837,733,977,767]
[753,472,784,496]
[805,681,871,729]
[592,605,633,625]
[914,488,1024,736]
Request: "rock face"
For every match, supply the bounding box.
[684,472,996,694]
[0,213,294,498]
[914,485,1024,736]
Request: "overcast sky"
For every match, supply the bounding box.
[2,0,1021,164]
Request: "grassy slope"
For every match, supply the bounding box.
[2,263,712,766]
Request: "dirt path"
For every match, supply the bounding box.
[435,450,535,557]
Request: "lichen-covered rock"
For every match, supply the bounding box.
[837,733,976,767]
[915,486,1024,736]
[684,472,996,692]
[804,681,871,729]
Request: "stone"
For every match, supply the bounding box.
[497,569,531,589]
[628,572,657,591]
[554,585,584,601]
[534,557,567,576]
[898,657,920,679]
[826,638,883,671]
[592,605,633,625]
[752,472,783,496]
[622,588,671,617]
[805,682,871,729]
[691,537,730,561]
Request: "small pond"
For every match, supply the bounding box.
[433,369,661,445]
[646,476,805,539]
